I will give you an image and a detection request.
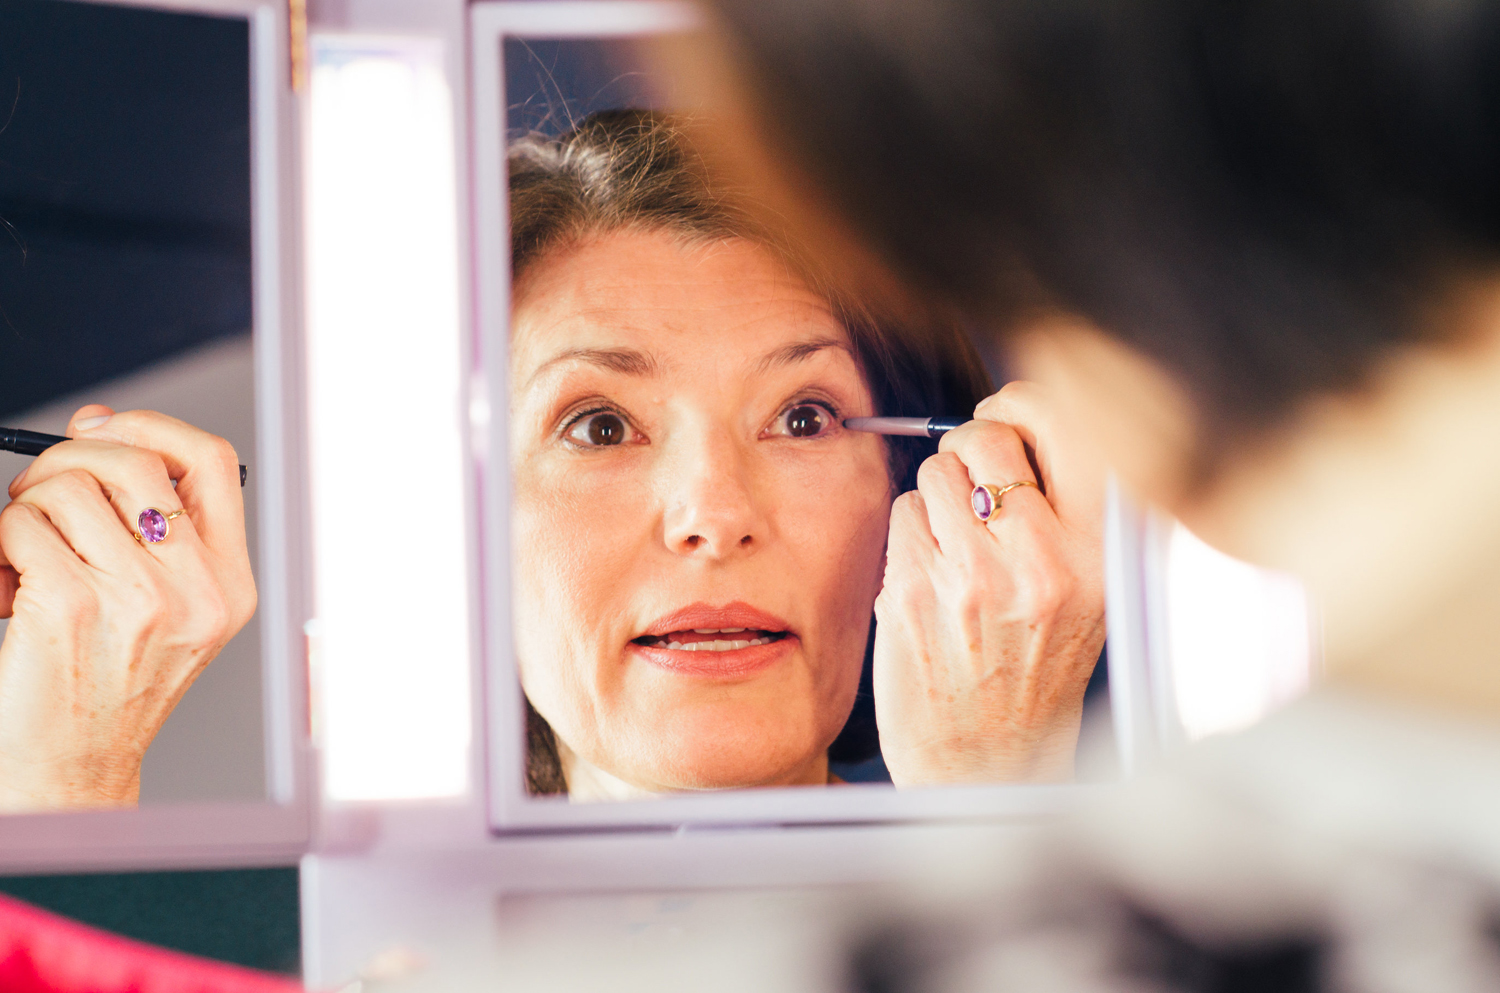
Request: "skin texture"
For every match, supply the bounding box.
[0,404,257,809]
[509,231,893,799]
[876,382,1107,784]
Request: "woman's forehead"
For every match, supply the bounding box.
[511,231,851,378]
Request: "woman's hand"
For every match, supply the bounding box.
[874,382,1107,785]
[0,405,256,810]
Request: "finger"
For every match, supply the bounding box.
[887,489,939,559]
[914,452,995,553]
[941,415,1038,488]
[0,501,83,580]
[67,409,245,555]
[11,441,213,568]
[9,471,141,570]
[878,490,938,615]
[972,381,1105,529]
[67,403,116,434]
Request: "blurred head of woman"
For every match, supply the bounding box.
[697,0,1500,713]
[507,111,990,798]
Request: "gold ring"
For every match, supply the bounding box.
[970,480,1037,521]
[134,507,187,544]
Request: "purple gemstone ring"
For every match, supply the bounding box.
[134,507,187,545]
[971,480,1038,522]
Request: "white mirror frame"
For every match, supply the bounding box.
[0,0,311,873]
[471,0,1156,832]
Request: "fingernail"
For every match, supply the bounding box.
[9,466,28,492]
[74,414,111,430]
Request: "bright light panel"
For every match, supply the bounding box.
[1165,522,1313,740]
[306,36,470,801]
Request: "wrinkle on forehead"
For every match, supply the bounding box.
[510,230,851,387]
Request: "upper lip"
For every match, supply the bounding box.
[636,601,793,639]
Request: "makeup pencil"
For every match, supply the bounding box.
[0,427,247,487]
[843,416,968,438]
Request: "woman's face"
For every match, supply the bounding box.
[510,230,893,793]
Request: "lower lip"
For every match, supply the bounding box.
[629,636,797,678]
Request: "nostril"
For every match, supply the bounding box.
[739,535,752,546]
[686,535,703,549]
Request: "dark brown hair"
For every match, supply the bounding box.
[707,0,1500,476]
[509,109,991,794]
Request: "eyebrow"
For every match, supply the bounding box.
[524,346,660,390]
[754,336,851,373]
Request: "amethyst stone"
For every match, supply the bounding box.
[971,485,994,521]
[137,507,169,543]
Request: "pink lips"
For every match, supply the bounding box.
[630,601,797,678]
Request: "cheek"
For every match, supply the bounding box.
[770,447,893,626]
[510,454,655,697]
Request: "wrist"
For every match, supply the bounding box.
[0,752,143,812]
[887,719,1082,787]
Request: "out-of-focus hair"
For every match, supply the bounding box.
[508,109,992,794]
[707,0,1500,472]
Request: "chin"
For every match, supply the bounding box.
[622,710,830,791]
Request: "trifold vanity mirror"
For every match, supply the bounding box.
[0,0,1312,877]
[0,0,307,865]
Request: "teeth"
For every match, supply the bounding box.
[649,637,774,652]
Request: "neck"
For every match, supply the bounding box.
[558,742,832,801]
[1184,299,1500,723]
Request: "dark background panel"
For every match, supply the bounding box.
[0,867,301,974]
[0,0,251,418]
[505,37,665,140]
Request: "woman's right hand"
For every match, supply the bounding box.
[0,406,256,810]
[874,382,1107,786]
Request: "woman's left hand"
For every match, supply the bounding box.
[0,405,256,809]
[874,381,1107,785]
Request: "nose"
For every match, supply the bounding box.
[660,433,768,559]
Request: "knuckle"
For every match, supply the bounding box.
[202,434,240,473]
[123,447,168,481]
[37,469,103,508]
[1023,562,1076,618]
[916,452,963,488]
[890,490,923,523]
[165,578,233,651]
[56,468,98,492]
[0,501,29,534]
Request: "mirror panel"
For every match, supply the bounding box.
[0,0,300,821]
[475,2,1119,829]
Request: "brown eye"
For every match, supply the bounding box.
[567,411,630,447]
[782,404,829,438]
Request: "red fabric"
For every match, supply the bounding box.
[0,892,303,993]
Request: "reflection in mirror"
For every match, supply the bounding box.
[504,37,1112,803]
[0,0,260,808]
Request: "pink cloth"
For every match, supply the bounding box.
[0,892,303,993]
